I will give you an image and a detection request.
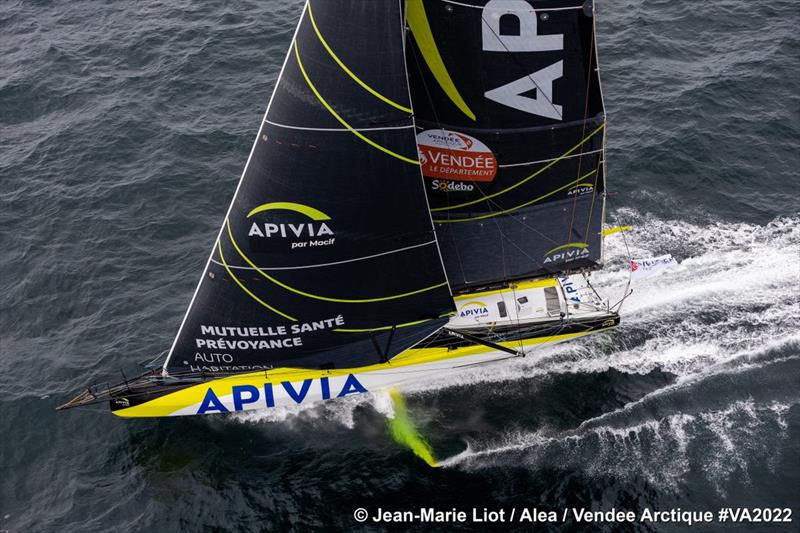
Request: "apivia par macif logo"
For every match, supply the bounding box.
[567,182,594,197]
[543,243,590,264]
[458,300,490,318]
[247,202,335,249]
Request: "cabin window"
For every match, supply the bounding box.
[544,287,561,316]
[497,301,508,317]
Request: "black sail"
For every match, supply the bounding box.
[163,0,454,375]
[406,0,607,291]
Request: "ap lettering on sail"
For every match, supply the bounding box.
[482,0,564,120]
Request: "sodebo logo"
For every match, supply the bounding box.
[247,202,335,249]
[431,180,475,192]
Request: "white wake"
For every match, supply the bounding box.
[234,214,800,488]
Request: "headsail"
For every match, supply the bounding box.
[163,0,454,375]
[406,0,607,291]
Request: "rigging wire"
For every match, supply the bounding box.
[579,13,606,243]
[609,216,634,312]
[407,31,470,287]
[565,8,599,243]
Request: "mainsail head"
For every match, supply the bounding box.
[163,0,454,376]
[406,0,607,291]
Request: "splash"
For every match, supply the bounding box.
[387,388,438,467]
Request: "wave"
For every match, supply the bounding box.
[437,334,799,491]
[439,398,794,493]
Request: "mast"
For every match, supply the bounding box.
[406,0,607,292]
[162,0,455,376]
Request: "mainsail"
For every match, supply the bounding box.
[406,0,607,291]
[163,0,455,375]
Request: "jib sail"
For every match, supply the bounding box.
[163,0,454,375]
[406,0,607,291]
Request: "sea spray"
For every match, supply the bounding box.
[386,388,438,467]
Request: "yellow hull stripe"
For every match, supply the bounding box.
[113,327,614,418]
[307,2,413,114]
[407,0,476,121]
[226,220,447,304]
[430,123,606,213]
[294,42,419,165]
[515,278,559,291]
[217,239,297,321]
[433,169,597,223]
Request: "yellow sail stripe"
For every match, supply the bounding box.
[217,240,297,321]
[307,2,412,114]
[226,220,447,303]
[407,0,476,121]
[333,318,434,333]
[430,123,606,212]
[293,42,419,165]
[433,169,597,223]
[544,242,589,256]
[248,201,330,220]
[602,225,632,237]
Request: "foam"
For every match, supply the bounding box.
[403,213,799,392]
[236,214,799,480]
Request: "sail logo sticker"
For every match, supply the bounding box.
[568,183,594,197]
[559,277,582,304]
[246,201,335,249]
[430,180,475,192]
[417,130,497,182]
[543,243,590,264]
[630,254,679,280]
[458,301,491,318]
